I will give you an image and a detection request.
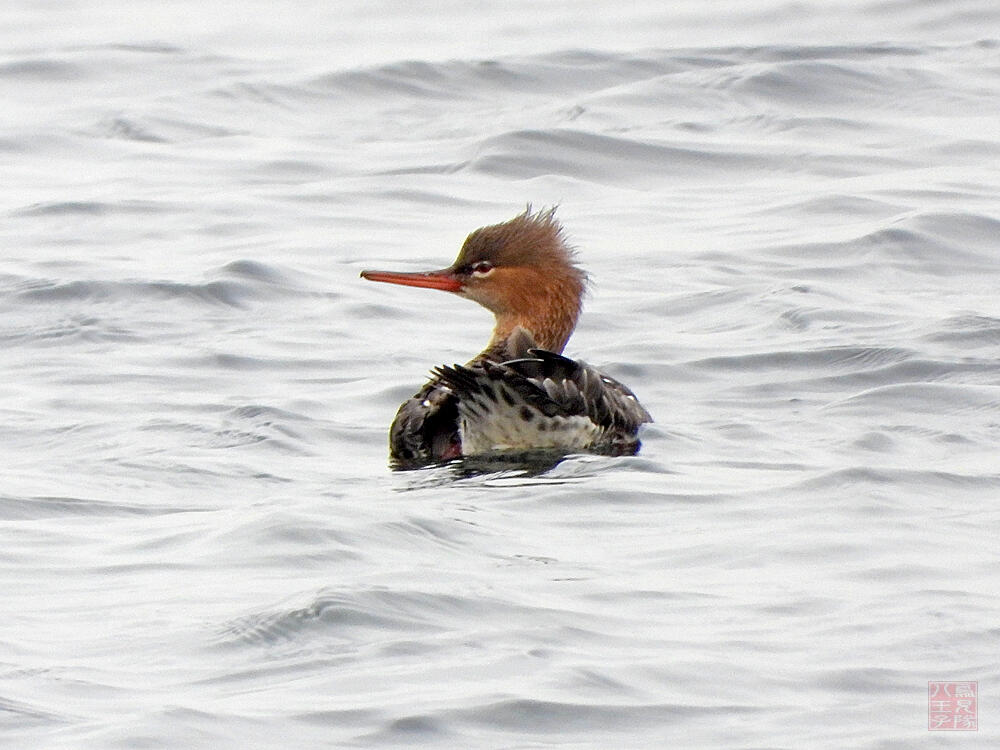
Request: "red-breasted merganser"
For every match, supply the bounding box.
[361,208,652,466]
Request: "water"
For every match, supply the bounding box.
[2,1,999,747]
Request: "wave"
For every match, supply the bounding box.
[217,587,489,647]
[689,346,913,373]
[824,382,1000,415]
[5,260,307,309]
[0,494,195,520]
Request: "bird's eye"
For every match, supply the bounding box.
[471,261,494,276]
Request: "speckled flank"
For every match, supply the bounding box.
[458,395,599,454]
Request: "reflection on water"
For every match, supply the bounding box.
[392,449,577,481]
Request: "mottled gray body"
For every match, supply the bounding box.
[389,328,651,466]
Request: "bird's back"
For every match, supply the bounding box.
[388,327,651,466]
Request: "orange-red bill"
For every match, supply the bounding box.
[360,268,462,293]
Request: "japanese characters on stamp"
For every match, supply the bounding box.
[928,681,977,731]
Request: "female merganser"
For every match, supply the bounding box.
[361,207,652,466]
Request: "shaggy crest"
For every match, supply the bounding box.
[454,206,586,284]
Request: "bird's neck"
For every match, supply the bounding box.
[486,283,581,355]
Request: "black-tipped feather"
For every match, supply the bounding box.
[420,345,651,460]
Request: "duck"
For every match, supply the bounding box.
[361,207,651,466]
